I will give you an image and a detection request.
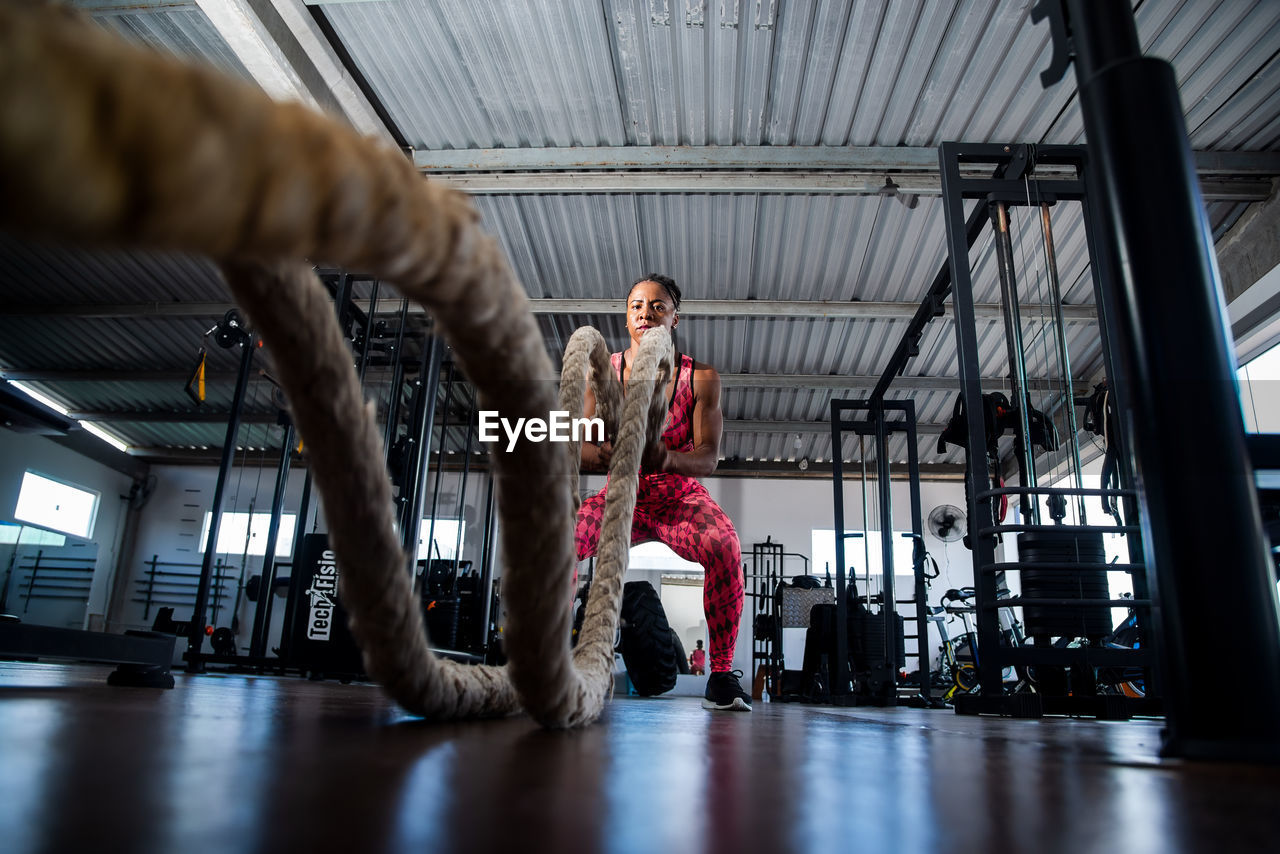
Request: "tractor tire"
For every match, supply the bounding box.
[618,581,679,696]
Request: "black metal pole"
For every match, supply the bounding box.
[187,335,254,668]
[873,401,897,702]
[476,470,497,653]
[939,142,1004,696]
[277,467,312,667]
[453,406,474,578]
[425,361,456,570]
[249,420,294,658]
[402,335,444,565]
[902,400,930,704]
[1060,0,1280,759]
[383,299,410,458]
[356,280,379,384]
[830,401,852,697]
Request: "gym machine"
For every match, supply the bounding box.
[178,271,504,677]
[746,537,818,701]
[863,0,1280,758]
[827,399,929,707]
[927,140,1157,721]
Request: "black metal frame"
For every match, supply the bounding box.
[934,141,1159,720]
[746,537,812,701]
[184,274,473,673]
[829,399,929,705]
[748,537,784,700]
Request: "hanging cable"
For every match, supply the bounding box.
[860,434,871,602]
[1014,180,1056,511]
[1015,177,1067,521]
[1038,200,1088,522]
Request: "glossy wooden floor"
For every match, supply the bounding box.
[1,661,1276,853]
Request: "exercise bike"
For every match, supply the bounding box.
[928,588,980,703]
[929,586,1031,703]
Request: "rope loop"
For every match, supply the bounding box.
[0,3,675,728]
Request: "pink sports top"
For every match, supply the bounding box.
[611,351,696,453]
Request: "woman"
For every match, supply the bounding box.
[575,274,750,711]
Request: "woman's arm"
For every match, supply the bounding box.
[643,361,722,477]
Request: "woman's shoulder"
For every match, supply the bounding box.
[688,357,719,378]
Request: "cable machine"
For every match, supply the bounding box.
[933,142,1155,719]
[868,140,1162,721]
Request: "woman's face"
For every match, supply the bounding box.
[626,280,678,346]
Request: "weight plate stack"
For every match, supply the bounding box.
[1018,529,1111,639]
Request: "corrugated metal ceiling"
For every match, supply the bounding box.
[0,0,1276,474]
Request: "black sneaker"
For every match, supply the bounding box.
[702,669,752,711]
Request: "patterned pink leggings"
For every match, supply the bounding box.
[574,474,743,672]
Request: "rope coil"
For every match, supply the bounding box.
[0,3,671,728]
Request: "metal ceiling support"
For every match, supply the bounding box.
[413,145,1277,200]
[258,0,395,142]
[723,420,944,436]
[71,0,392,140]
[1055,0,1280,761]
[868,157,1012,404]
[0,298,1099,322]
[5,368,1084,396]
[193,0,320,106]
[413,144,1280,177]
[425,171,1270,202]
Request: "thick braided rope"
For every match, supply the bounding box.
[0,2,662,728]
[222,261,519,719]
[547,327,672,725]
[557,327,620,512]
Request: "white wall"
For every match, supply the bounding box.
[578,471,972,679]
[0,428,134,629]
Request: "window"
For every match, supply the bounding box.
[416,519,462,561]
[628,541,703,573]
[0,521,66,547]
[14,471,98,539]
[810,528,916,588]
[1239,342,1280,433]
[200,512,297,557]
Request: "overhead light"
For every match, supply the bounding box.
[8,380,130,453]
[8,381,67,415]
[81,422,129,453]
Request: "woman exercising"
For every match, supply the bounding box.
[575,274,750,711]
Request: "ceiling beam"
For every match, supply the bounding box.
[8,369,1084,395]
[253,0,395,142]
[123,444,967,478]
[413,145,1280,176]
[71,0,392,141]
[424,171,1271,202]
[65,408,949,436]
[725,420,945,436]
[412,146,1279,200]
[0,298,1097,322]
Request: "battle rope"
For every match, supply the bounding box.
[0,2,671,728]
